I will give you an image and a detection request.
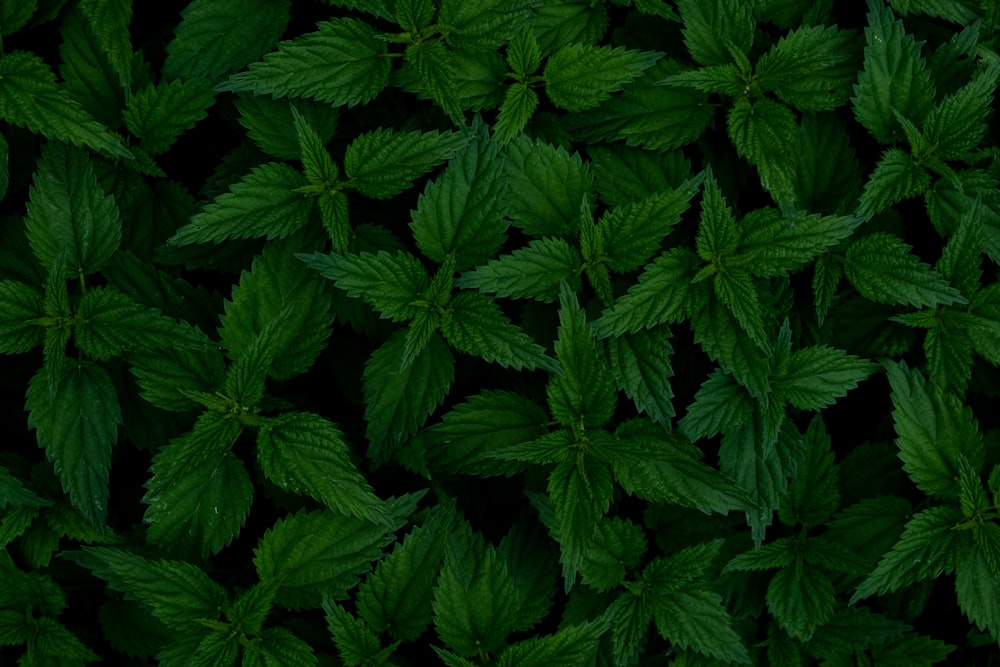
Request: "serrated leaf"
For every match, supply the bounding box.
[603,325,675,426]
[774,345,877,410]
[77,0,132,89]
[544,43,660,112]
[674,0,754,66]
[548,282,617,428]
[767,564,835,641]
[143,412,251,560]
[808,607,909,659]
[455,237,580,303]
[164,0,290,80]
[857,147,931,219]
[255,509,394,609]
[530,0,608,54]
[324,600,394,667]
[871,632,955,667]
[924,59,1000,160]
[0,280,44,354]
[24,141,122,279]
[67,547,226,631]
[696,170,739,262]
[690,291,772,400]
[257,412,384,523]
[292,107,338,187]
[714,267,769,351]
[494,612,612,667]
[852,504,968,601]
[886,360,983,498]
[363,330,454,465]
[504,135,594,237]
[778,415,839,527]
[493,82,539,146]
[130,346,227,412]
[169,163,311,245]
[651,588,751,663]
[725,537,797,572]
[844,232,966,308]
[825,495,912,568]
[728,96,798,215]
[124,79,215,155]
[957,539,1000,635]
[440,0,533,51]
[26,361,120,528]
[852,0,936,143]
[406,38,464,123]
[547,458,614,591]
[679,369,754,441]
[497,520,557,632]
[0,465,47,509]
[236,95,339,161]
[0,51,131,159]
[246,627,318,667]
[589,142,691,206]
[441,290,556,371]
[738,209,862,277]
[223,307,292,407]
[344,127,466,199]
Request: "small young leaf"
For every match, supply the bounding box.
[679,369,754,441]
[493,82,539,146]
[292,107,338,187]
[650,588,750,663]
[440,0,533,51]
[923,59,1000,160]
[544,44,660,112]
[713,267,769,351]
[324,600,395,667]
[956,539,1000,637]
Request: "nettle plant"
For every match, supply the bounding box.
[1,0,999,665]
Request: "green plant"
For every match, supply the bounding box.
[1,0,999,664]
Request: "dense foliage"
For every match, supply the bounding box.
[1,0,1000,664]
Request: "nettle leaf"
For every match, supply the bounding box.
[767,564,835,641]
[362,330,454,465]
[778,415,839,527]
[324,599,394,667]
[169,163,311,245]
[143,411,251,560]
[674,0,755,66]
[357,503,457,642]
[25,141,122,279]
[852,504,968,601]
[886,360,983,498]
[713,266,769,351]
[455,237,581,303]
[0,280,44,354]
[130,346,227,412]
[852,0,936,143]
[493,82,539,146]
[494,612,611,667]
[924,59,1000,161]
[441,291,558,371]
[530,0,609,54]
[545,458,614,591]
[857,147,931,220]
[603,325,675,426]
[844,232,966,308]
[26,360,121,528]
[405,38,464,123]
[344,127,466,199]
[696,169,739,262]
[256,412,384,524]
[236,95,338,161]
[123,79,215,155]
[68,547,226,631]
[774,345,877,410]
[544,43,660,112]
[78,0,133,87]
[588,143,692,206]
[410,118,509,270]
[497,520,557,632]
[690,291,771,400]
[439,0,534,51]
[301,250,428,322]
[738,208,862,277]
[727,96,799,215]
[0,51,131,159]
[254,509,395,609]
[956,540,1000,636]
[393,0,435,30]
[548,282,617,428]
[220,17,387,106]
[679,369,754,441]
[505,135,594,237]
[220,239,332,379]
[581,516,646,592]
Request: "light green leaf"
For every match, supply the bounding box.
[727,96,798,215]
[257,412,384,523]
[544,43,660,112]
[852,504,968,601]
[124,79,215,155]
[506,29,540,77]
[26,361,120,528]
[165,0,290,80]
[852,0,936,143]
[775,345,877,410]
[67,547,226,631]
[857,147,931,220]
[441,291,557,371]
[492,82,539,146]
[504,135,594,237]
[0,280,44,354]
[363,330,454,466]
[886,360,983,497]
[24,141,122,279]
[767,565,835,641]
[293,107,338,189]
[603,325,675,426]
[494,612,612,667]
[455,237,581,303]
[254,509,394,609]
[143,412,251,559]
[738,209,862,277]
[344,127,466,200]
[659,63,746,96]
[674,0,754,66]
[844,232,966,308]
[546,458,614,591]
[755,24,860,111]
[548,282,617,428]
[0,51,132,159]
[411,118,508,270]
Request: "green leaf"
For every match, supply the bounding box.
[852,0,936,143]
[293,107,338,188]
[808,607,909,660]
[0,280,44,354]
[937,198,983,301]
[441,291,557,371]
[142,412,251,559]
[766,564,835,641]
[871,633,956,667]
[690,291,772,400]
[169,163,311,245]
[924,59,1000,160]
[679,369,754,441]
[598,176,701,272]
[548,282,617,428]
[714,266,769,351]
[363,330,454,465]
[439,0,533,51]
[164,0,290,79]
[886,361,983,498]
[957,541,1000,636]
[774,345,877,410]
[0,0,37,36]
[78,0,132,87]
[755,24,859,112]
[222,308,292,407]
[455,237,581,303]
[301,250,428,322]
[124,79,215,156]
[496,520,557,632]
[603,325,674,426]
[650,588,750,663]
[737,209,862,277]
[74,286,210,361]
[504,135,595,237]
[432,522,519,657]
[324,600,395,667]
[357,503,457,641]
[130,345,227,412]
[494,612,612,667]
[844,232,966,308]
[591,247,700,338]
[674,0,755,66]
[26,361,120,528]
[546,458,614,591]
[344,127,466,200]
[219,239,332,379]
[852,504,968,601]
[695,170,739,262]
[589,143,691,206]
[24,141,122,279]
[246,627,318,667]
[236,95,339,161]
[257,412,384,523]
[857,147,932,220]
[544,44,660,112]
[0,465,47,509]
[778,416,839,527]
[394,0,435,30]
[0,51,132,159]
[411,118,508,270]
[493,82,539,146]
[727,96,799,215]
[255,509,394,609]
[67,547,226,631]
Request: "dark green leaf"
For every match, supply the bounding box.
[344,127,466,199]
[124,79,215,155]
[544,43,660,112]
[442,291,557,371]
[504,135,594,237]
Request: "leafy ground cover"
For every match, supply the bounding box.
[1,0,1000,664]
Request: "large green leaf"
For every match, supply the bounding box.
[544,44,660,112]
